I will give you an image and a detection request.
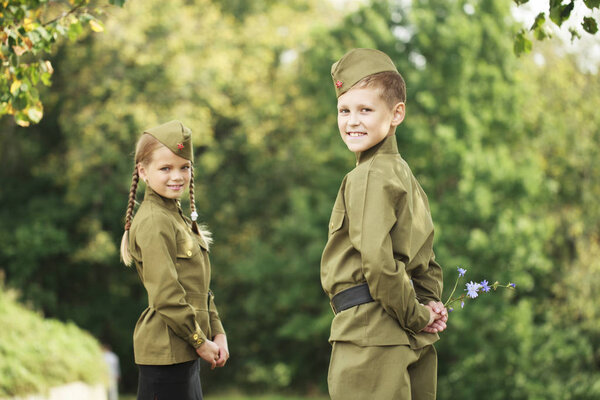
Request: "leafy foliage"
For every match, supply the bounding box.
[0,0,126,126]
[514,0,600,55]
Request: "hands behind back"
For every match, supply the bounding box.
[196,340,220,369]
[422,301,448,334]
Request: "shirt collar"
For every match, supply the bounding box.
[144,186,180,212]
[355,134,399,166]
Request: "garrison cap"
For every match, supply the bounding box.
[144,120,193,162]
[331,48,398,97]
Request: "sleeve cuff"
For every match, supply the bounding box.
[188,321,208,349]
[408,304,431,334]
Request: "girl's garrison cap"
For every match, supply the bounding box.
[331,48,398,97]
[144,120,193,162]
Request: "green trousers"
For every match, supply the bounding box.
[328,342,437,400]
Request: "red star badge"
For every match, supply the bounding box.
[335,80,343,88]
[177,143,184,150]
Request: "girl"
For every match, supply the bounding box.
[120,120,229,400]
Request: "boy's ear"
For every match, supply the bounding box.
[391,102,406,127]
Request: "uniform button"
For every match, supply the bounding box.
[193,333,199,340]
[330,223,334,229]
[187,250,192,256]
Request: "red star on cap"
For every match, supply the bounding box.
[177,143,184,150]
[335,80,343,88]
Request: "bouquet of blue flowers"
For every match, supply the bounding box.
[444,267,516,312]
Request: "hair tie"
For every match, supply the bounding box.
[191,211,198,222]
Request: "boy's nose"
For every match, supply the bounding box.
[348,113,360,126]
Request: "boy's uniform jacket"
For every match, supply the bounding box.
[321,135,443,349]
[129,187,225,365]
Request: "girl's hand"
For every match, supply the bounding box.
[196,340,220,369]
[213,333,230,368]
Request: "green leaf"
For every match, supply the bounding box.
[514,30,532,56]
[549,1,574,26]
[67,21,83,41]
[514,0,530,5]
[109,0,127,6]
[582,17,599,34]
[583,0,600,9]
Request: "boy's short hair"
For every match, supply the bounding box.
[353,70,406,108]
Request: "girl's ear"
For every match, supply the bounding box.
[137,163,147,182]
[391,102,406,127]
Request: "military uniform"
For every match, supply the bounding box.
[321,49,443,399]
[129,186,225,365]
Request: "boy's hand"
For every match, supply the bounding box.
[213,333,230,368]
[422,301,448,334]
[196,339,220,369]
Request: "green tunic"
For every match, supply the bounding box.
[321,135,443,349]
[129,187,225,365]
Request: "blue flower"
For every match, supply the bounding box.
[466,281,481,298]
[509,282,516,288]
[480,280,491,292]
[457,267,467,277]
[448,307,454,313]
[460,300,465,308]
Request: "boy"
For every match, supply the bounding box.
[321,48,448,400]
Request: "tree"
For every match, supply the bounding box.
[514,0,600,55]
[0,0,125,126]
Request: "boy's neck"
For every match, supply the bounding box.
[355,134,398,166]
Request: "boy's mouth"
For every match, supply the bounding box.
[347,132,367,137]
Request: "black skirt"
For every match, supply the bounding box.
[137,359,203,400]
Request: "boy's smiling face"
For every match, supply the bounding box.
[337,85,405,153]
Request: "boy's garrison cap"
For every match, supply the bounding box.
[144,120,193,162]
[331,48,398,97]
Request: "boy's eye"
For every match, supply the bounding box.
[361,108,372,112]
[160,167,170,172]
[338,109,349,114]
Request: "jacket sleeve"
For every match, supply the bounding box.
[136,212,207,348]
[208,291,226,337]
[412,254,443,305]
[346,170,430,335]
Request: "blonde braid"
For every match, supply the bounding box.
[189,167,212,248]
[120,168,139,266]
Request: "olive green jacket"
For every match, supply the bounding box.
[129,187,225,365]
[321,135,443,349]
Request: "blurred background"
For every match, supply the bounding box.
[1,0,599,398]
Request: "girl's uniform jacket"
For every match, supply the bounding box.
[129,187,225,365]
[321,135,443,350]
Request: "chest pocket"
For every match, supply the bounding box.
[328,209,345,236]
[176,233,199,259]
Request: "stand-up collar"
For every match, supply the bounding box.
[355,135,399,166]
[144,186,180,212]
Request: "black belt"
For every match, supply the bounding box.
[330,283,374,314]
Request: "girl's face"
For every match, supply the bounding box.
[138,145,191,199]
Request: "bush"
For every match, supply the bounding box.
[0,286,108,397]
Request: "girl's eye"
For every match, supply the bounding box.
[182,166,190,170]
[160,167,170,172]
